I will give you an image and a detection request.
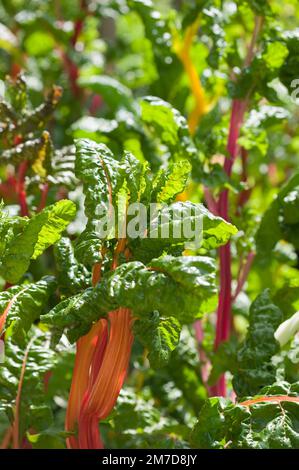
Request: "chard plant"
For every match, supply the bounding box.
[0,0,299,450]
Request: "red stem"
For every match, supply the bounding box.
[71,0,87,47]
[0,426,12,449]
[13,337,35,448]
[59,1,88,97]
[60,51,81,97]
[17,161,29,217]
[89,95,103,115]
[37,183,49,213]
[236,148,252,213]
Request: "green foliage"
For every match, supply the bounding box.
[139,96,200,169]
[42,255,217,342]
[134,312,181,368]
[233,290,283,397]
[78,75,135,112]
[191,381,299,449]
[152,161,191,203]
[0,200,76,283]
[54,237,90,296]
[0,276,56,345]
[104,387,188,449]
[0,331,57,438]
[256,172,299,260]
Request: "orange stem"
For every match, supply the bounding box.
[0,426,12,449]
[240,395,299,407]
[0,288,27,336]
[78,308,133,448]
[65,319,107,448]
[12,336,35,448]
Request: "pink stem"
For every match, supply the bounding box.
[233,251,255,301]
[208,16,263,397]
[204,187,218,215]
[212,101,247,397]
[193,320,211,387]
[89,95,103,115]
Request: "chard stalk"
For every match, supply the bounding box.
[212,17,263,396]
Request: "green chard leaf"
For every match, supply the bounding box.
[0,331,57,438]
[130,201,237,262]
[75,138,125,223]
[42,255,217,342]
[74,226,103,267]
[0,276,56,345]
[151,160,191,203]
[134,312,181,368]
[0,200,76,283]
[191,381,299,449]
[129,0,181,97]
[139,96,199,166]
[233,289,283,397]
[54,237,90,296]
[31,200,77,259]
[78,75,135,112]
[256,172,299,260]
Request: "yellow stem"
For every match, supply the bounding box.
[174,19,208,134]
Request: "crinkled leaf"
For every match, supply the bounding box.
[0,332,57,437]
[42,255,217,341]
[54,237,90,296]
[131,201,237,260]
[0,276,56,345]
[0,200,76,283]
[74,226,103,267]
[233,289,283,397]
[139,96,198,164]
[75,138,125,223]
[151,160,191,203]
[192,381,299,449]
[134,312,181,368]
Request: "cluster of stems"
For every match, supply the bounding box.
[66,239,134,449]
[66,307,133,448]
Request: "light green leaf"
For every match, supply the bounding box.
[32,200,77,259]
[152,161,191,203]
